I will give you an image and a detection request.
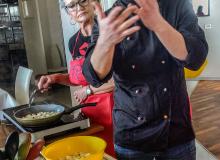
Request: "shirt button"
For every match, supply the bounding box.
[131,65,136,69]
[137,116,144,121]
[127,37,131,40]
[161,60,166,64]
[163,88,167,92]
[135,89,140,94]
[164,115,168,119]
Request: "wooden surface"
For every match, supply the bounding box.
[191,80,220,159]
[45,123,104,145]
[0,122,104,147]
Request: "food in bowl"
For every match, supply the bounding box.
[21,112,59,120]
[41,136,106,160]
[59,152,91,160]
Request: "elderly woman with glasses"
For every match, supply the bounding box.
[38,0,114,101]
[37,0,114,130]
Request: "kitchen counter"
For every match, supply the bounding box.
[0,121,116,159]
[2,121,216,160]
[0,122,104,147]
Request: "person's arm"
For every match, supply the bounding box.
[134,0,188,61]
[49,73,72,86]
[89,78,114,94]
[73,78,114,103]
[154,21,188,61]
[86,2,140,81]
[38,73,72,92]
[135,0,208,70]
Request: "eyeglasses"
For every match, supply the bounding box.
[65,0,89,12]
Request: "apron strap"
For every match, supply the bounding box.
[72,31,81,58]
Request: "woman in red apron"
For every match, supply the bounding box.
[38,0,114,117]
[37,0,114,140]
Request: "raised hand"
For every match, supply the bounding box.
[92,1,140,47]
[134,0,164,32]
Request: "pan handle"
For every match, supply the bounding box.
[64,102,97,114]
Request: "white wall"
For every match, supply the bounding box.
[37,0,51,70]
[193,0,220,79]
[46,0,66,69]
[186,81,199,97]
[186,0,220,96]
[18,0,65,76]
[18,0,48,76]
[59,1,79,70]
[192,0,209,15]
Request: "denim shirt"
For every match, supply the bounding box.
[83,0,208,152]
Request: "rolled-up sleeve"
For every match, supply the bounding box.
[176,0,208,70]
[83,19,113,88]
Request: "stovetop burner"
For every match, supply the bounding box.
[2,101,90,142]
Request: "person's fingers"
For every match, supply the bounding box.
[147,0,157,9]
[38,76,47,90]
[92,1,106,21]
[73,91,82,102]
[107,6,124,22]
[77,96,81,103]
[42,83,48,89]
[37,77,43,89]
[43,75,55,90]
[114,5,139,26]
[41,88,48,93]
[78,98,82,103]
[134,0,147,8]
[117,15,139,33]
[128,3,139,14]
[73,91,78,97]
[135,0,153,12]
[121,25,140,38]
[74,94,78,101]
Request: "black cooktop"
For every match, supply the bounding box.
[2,101,87,132]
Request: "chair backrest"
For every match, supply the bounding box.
[15,66,33,105]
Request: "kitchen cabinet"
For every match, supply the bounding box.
[0,2,24,45]
[0,1,27,83]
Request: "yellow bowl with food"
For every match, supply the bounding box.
[41,136,106,160]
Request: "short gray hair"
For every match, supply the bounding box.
[59,0,65,9]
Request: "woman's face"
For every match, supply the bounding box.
[64,0,95,24]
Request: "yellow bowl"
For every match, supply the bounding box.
[184,60,208,78]
[41,136,106,160]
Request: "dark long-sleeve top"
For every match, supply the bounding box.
[83,0,208,152]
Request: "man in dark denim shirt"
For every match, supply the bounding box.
[83,0,208,159]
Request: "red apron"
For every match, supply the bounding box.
[69,31,114,126]
[69,31,89,86]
